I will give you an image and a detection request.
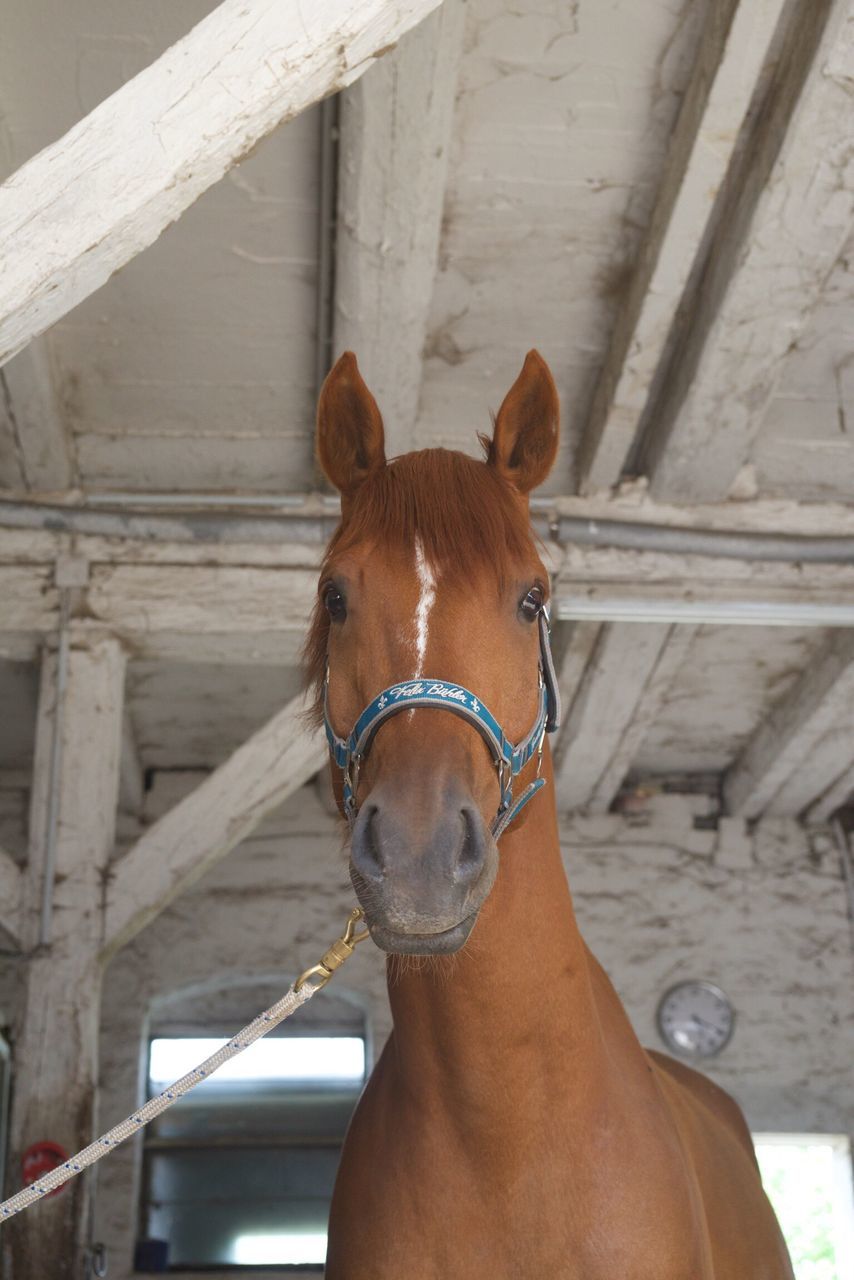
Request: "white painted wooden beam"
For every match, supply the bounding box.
[637,0,854,500]
[724,629,854,819]
[24,634,127,949]
[0,341,75,489]
[9,633,125,1275]
[7,557,854,657]
[804,761,854,825]
[0,566,58,630]
[86,564,318,636]
[0,0,444,366]
[0,844,22,943]
[553,623,692,813]
[576,0,789,493]
[103,693,327,956]
[333,0,465,455]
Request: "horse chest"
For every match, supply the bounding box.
[329,1076,713,1280]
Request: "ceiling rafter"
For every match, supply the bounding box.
[103,692,326,959]
[0,0,444,367]
[576,0,791,493]
[634,0,854,500]
[553,623,694,814]
[723,629,854,819]
[333,0,466,457]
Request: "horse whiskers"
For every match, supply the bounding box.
[386,945,465,987]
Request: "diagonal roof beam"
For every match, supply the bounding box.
[103,692,327,958]
[634,0,854,501]
[0,0,444,367]
[333,0,466,457]
[804,760,854,825]
[576,0,790,493]
[724,629,854,819]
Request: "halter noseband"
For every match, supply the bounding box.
[324,608,561,840]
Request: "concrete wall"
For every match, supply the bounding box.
[4,780,852,1277]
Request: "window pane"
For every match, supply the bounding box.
[142,1033,365,1268]
[231,1232,328,1266]
[149,1036,365,1087]
[147,1146,339,1267]
[754,1135,854,1280]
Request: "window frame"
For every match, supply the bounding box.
[138,1024,368,1273]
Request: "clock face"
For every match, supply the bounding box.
[656,981,734,1059]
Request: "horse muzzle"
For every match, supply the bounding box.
[349,783,498,954]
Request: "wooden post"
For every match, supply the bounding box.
[6,633,124,1278]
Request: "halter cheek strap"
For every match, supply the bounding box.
[324,609,561,839]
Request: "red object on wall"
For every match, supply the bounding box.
[21,1141,69,1197]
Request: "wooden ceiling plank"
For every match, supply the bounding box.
[0,844,22,944]
[0,0,444,366]
[585,625,698,814]
[804,759,854,825]
[723,629,854,818]
[576,0,790,493]
[637,0,854,501]
[103,692,326,957]
[0,341,74,489]
[333,0,466,456]
[119,711,145,818]
[553,623,673,812]
[7,556,854,659]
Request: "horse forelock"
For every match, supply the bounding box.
[302,447,538,727]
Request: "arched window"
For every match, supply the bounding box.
[137,978,369,1271]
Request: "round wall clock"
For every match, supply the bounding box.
[656,980,735,1059]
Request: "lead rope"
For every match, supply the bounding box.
[0,908,370,1224]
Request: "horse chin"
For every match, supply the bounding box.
[366,912,479,956]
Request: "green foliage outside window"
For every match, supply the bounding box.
[755,1141,844,1280]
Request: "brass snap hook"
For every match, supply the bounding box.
[294,907,371,993]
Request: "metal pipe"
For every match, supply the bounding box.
[552,516,854,564]
[0,499,338,545]
[556,595,854,629]
[39,589,70,948]
[3,496,854,563]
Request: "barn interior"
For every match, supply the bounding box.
[1,0,853,1276]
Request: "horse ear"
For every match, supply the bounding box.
[317,352,386,497]
[486,350,559,494]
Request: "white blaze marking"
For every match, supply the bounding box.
[413,535,436,678]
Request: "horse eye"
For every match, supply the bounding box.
[324,584,347,622]
[519,585,545,622]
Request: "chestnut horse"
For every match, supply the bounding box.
[306,351,793,1279]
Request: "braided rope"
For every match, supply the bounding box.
[0,978,321,1222]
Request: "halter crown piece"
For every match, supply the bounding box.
[324,607,561,840]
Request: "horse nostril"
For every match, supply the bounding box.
[351,802,384,885]
[454,805,487,885]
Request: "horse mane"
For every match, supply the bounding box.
[302,447,538,727]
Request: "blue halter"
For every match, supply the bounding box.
[324,608,561,839]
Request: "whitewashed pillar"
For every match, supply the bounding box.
[7,632,125,1278]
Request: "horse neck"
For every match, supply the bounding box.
[385,745,607,1116]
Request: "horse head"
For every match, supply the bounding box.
[305,351,559,954]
